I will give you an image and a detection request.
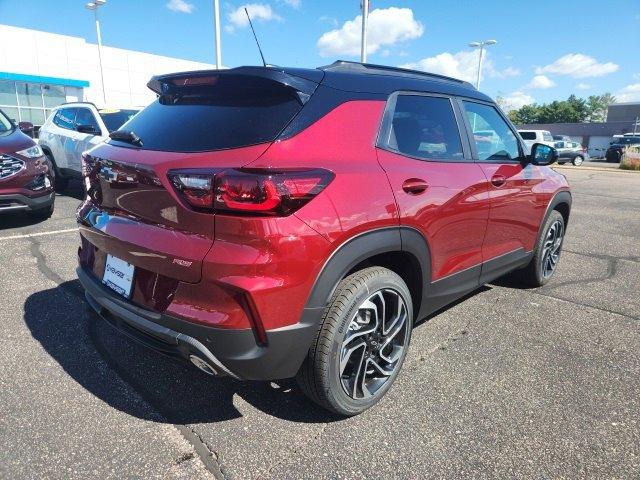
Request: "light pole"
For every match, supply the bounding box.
[468,39,497,90]
[360,0,369,63]
[213,0,222,68]
[86,0,107,105]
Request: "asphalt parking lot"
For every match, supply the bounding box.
[1,168,638,479]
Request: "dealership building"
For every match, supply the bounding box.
[0,24,215,125]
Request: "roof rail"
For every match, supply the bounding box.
[319,60,475,88]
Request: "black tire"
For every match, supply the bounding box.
[516,210,565,287]
[27,199,55,220]
[606,152,621,163]
[296,266,413,416]
[572,155,584,166]
[45,152,68,192]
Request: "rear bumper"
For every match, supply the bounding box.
[0,191,54,212]
[77,266,317,380]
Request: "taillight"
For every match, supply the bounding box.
[168,168,334,216]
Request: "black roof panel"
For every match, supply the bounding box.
[315,60,491,101]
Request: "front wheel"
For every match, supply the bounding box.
[572,155,584,166]
[516,210,565,287]
[46,153,68,192]
[296,267,413,416]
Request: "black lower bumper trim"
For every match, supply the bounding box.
[77,266,318,380]
[0,192,54,212]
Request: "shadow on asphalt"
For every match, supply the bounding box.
[23,280,343,424]
[24,279,492,425]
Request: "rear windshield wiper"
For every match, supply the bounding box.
[109,130,143,147]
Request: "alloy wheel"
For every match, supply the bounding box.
[541,219,564,278]
[339,289,409,399]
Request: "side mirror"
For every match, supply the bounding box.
[530,142,558,166]
[76,124,99,135]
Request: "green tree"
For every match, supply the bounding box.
[586,93,616,122]
[510,104,541,124]
[509,93,616,125]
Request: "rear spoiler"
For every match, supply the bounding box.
[147,66,323,104]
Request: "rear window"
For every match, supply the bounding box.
[519,131,536,140]
[543,132,554,142]
[112,76,304,152]
[99,109,139,133]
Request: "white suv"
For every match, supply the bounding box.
[38,103,139,191]
[518,129,555,154]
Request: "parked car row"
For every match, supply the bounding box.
[1,61,572,415]
[517,130,588,166]
[0,102,139,219]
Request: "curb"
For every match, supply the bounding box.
[552,165,640,174]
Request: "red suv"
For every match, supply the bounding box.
[77,62,571,415]
[0,109,55,219]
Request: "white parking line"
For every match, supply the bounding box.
[0,228,78,242]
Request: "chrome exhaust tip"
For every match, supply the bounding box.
[189,355,218,376]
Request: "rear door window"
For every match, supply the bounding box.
[53,108,77,130]
[385,94,464,161]
[112,75,305,152]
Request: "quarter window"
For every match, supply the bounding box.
[387,95,464,161]
[463,102,520,161]
[53,108,77,130]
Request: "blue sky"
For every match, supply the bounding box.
[1,0,639,109]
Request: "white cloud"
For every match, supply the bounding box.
[536,53,619,78]
[576,83,591,90]
[501,91,535,111]
[227,3,282,32]
[526,75,555,89]
[616,83,640,102]
[317,7,423,57]
[167,0,194,13]
[401,50,518,84]
[281,0,300,8]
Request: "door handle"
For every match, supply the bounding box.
[402,178,429,195]
[491,174,506,187]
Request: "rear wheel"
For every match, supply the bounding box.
[572,155,584,166]
[516,210,565,287]
[296,267,413,416]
